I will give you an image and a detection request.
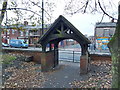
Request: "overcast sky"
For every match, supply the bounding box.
[0,0,119,36]
[52,0,118,36]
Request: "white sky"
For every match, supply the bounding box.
[65,13,117,36]
[0,0,119,36]
[51,0,119,36]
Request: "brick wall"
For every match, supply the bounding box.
[80,55,89,74]
[2,48,55,72]
[90,54,111,61]
[41,51,55,72]
[2,49,42,63]
[9,29,20,40]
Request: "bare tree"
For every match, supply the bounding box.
[1,0,56,26]
[63,0,117,21]
[63,0,119,88]
[0,0,8,87]
[0,0,119,88]
[0,0,8,52]
[108,2,120,88]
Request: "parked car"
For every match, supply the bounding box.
[9,39,28,48]
[2,43,9,47]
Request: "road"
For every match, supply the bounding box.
[2,44,111,62]
[58,44,81,62]
[2,47,42,51]
[59,50,81,62]
[58,44,110,62]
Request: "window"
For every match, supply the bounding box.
[30,31,33,36]
[7,30,10,34]
[96,29,103,37]
[20,31,23,36]
[12,29,15,34]
[104,29,110,37]
[109,29,115,36]
[34,31,37,35]
[26,31,28,36]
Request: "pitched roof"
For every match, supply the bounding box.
[96,22,116,28]
[2,24,51,30]
[38,15,91,44]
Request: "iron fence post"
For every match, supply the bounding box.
[73,51,74,62]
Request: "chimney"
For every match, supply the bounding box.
[24,21,28,26]
[111,18,114,23]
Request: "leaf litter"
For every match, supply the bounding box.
[3,61,47,88]
[70,60,112,88]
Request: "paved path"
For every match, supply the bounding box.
[42,61,88,88]
[42,60,111,88]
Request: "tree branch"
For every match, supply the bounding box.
[84,0,89,13]
[98,13,105,24]
[98,0,117,20]
[65,0,73,8]
[0,7,42,20]
[68,5,85,15]
[29,0,52,19]
[0,1,7,24]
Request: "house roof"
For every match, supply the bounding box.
[1,24,51,30]
[96,22,116,28]
[38,15,91,45]
[23,24,51,30]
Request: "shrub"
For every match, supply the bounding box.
[2,54,16,64]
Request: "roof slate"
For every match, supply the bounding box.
[38,15,91,44]
[96,22,116,28]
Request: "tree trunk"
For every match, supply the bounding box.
[0,1,8,52]
[108,2,120,88]
[0,0,8,87]
[0,1,8,54]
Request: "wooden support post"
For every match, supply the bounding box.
[42,45,46,52]
[54,43,59,67]
[50,43,52,51]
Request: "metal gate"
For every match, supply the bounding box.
[59,49,81,62]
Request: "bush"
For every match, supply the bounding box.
[2,54,17,64]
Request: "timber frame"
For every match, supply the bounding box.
[38,15,90,54]
[38,15,91,73]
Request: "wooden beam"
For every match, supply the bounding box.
[61,22,64,32]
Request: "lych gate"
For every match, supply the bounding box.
[38,15,91,74]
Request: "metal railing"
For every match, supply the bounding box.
[58,50,81,62]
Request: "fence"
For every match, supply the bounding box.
[58,49,81,62]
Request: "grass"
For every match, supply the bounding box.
[1,54,17,64]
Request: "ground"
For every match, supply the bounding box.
[2,54,112,88]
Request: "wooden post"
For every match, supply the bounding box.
[54,43,59,67]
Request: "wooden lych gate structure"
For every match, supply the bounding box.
[38,15,91,74]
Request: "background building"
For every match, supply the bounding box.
[24,24,50,47]
[94,21,116,50]
[2,21,83,47]
[1,21,50,47]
